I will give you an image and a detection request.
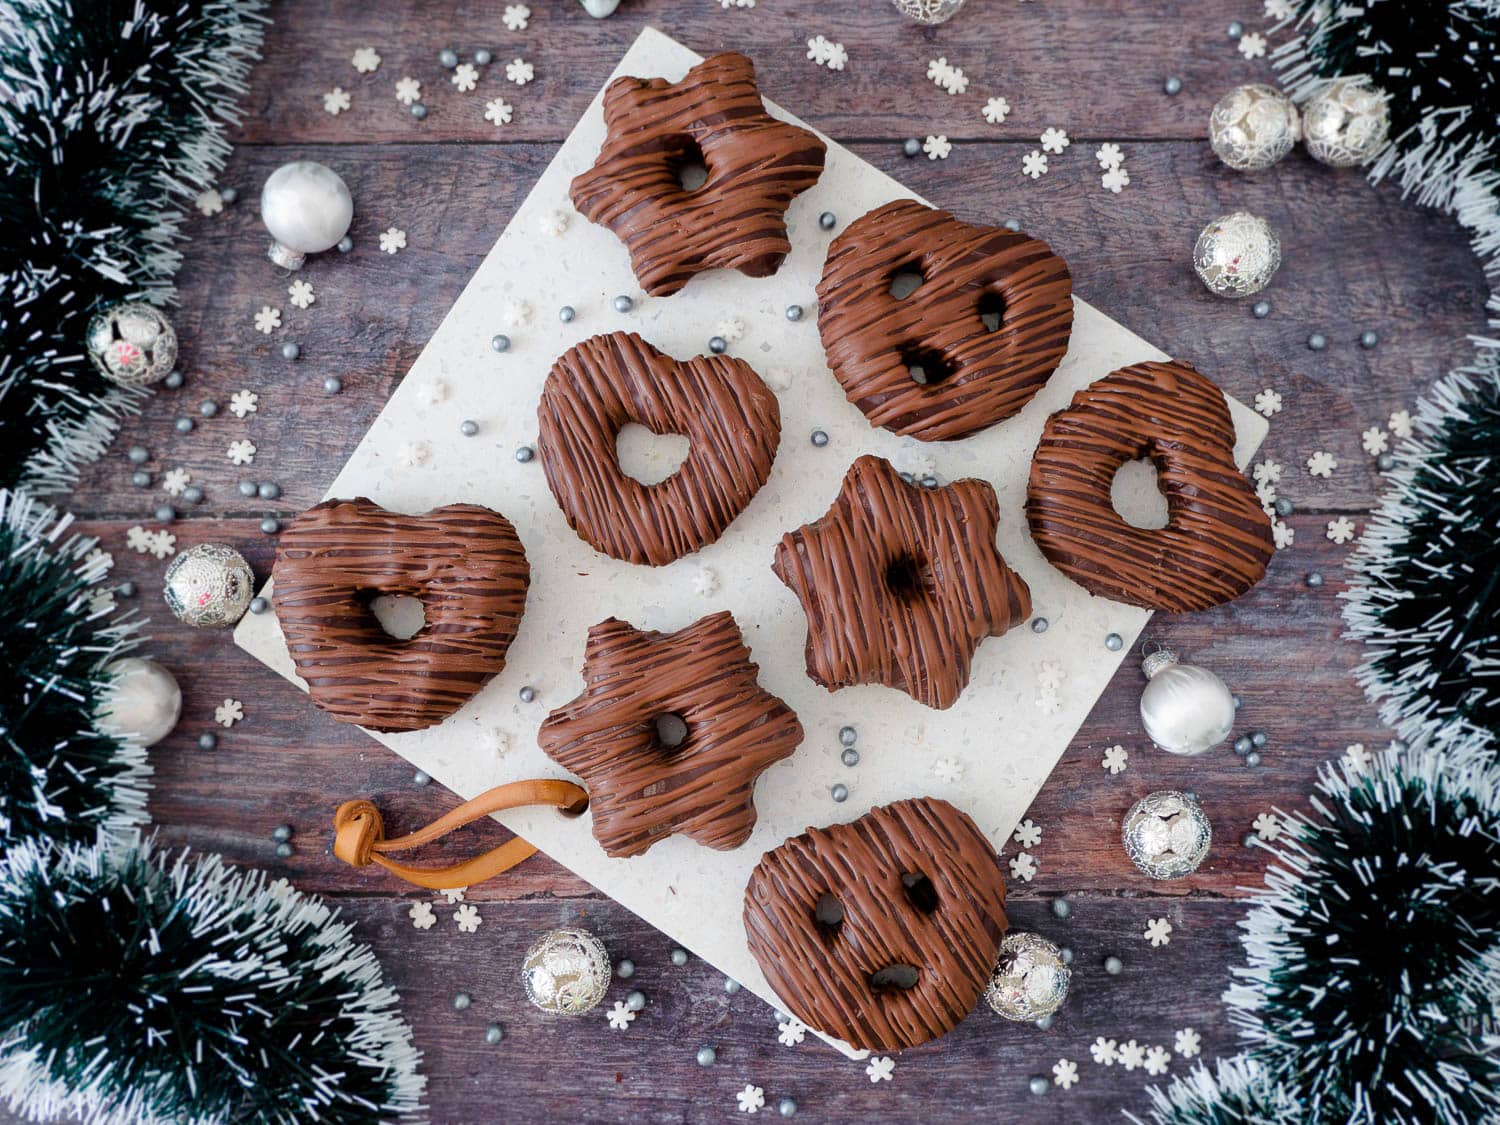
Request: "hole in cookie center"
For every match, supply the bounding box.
[901,346,955,387]
[668,137,710,192]
[888,266,926,301]
[616,423,690,486]
[651,712,690,751]
[869,964,922,992]
[366,594,426,640]
[813,893,845,936]
[900,872,940,914]
[977,290,1006,333]
[884,553,928,600]
[1111,458,1171,530]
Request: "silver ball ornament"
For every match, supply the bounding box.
[983,932,1071,1021]
[94,657,181,746]
[85,302,178,387]
[521,928,611,1015]
[1139,649,1236,755]
[890,0,968,23]
[1208,83,1301,171]
[260,161,354,270]
[1122,790,1212,880]
[1301,78,1390,168]
[162,543,255,628]
[1193,211,1281,298]
[579,0,621,15]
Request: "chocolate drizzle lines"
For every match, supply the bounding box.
[772,455,1031,710]
[743,797,1009,1052]
[570,52,827,297]
[271,497,530,733]
[1026,359,1274,611]
[539,611,803,859]
[817,199,1074,442]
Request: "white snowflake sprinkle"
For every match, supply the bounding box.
[1326,516,1357,544]
[1144,1045,1173,1076]
[253,306,281,334]
[932,756,964,783]
[1052,1059,1079,1090]
[88,589,116,615]
[806,35,849,71]
[352,46,381,73]
[715,316,745,343]
[379,227,407,255]
[146,531,175,564]
[399,441,431,468]
[214,699,244,727]
[84,548,114,574]
[126,526,151,552]
[1102,744,1129,774]
[1013,818,1042,848]
[1238,31,1267,59]
[1273,520,1295,549]
[1037,659,1064,690]
[195,189,223,217]
[454,904,482,933]
[1175,1028,1202,1057]
[940,66,970,96]
[538,209,569,237]
[1034,691,1061,716]
[229,389,258,418]
[1388,409,1413,439]
[777,1017,806,1046]
[395,76,421,106]
[692,567,720,596]
[1254,388,1283,416]
[981,95,1010,124]
[409,902,436,930]
[926,57,953,83]
[287,279,315,309]
[1009,852,1038,882]
[1361,427,1389,455]
[1252,459,1283,484]
[1101,166,1130,193]
[452,63,479,92]
[323,87,351,115]
[484,97,514,126]
[1251,812,1283,841]
[1344,742,1371,771]
[1118,1040,1146,1071]
[416,380,447,406]
[1255,481,1278,512]
[160,467,190,496]
[505,58,534,85]
[923,134,952,160]
[441,887,466,904]
[502,297,534,326]
[865,1056,895,1083]
[1090,1037,1119,1066]
[227,439,257,466]
[1143,917,1173,947]
[737,1085,765,1114]
[503,3,531,30]
[1095,143,1124,169]
[1264,0,1293,18]
[1040,127,1070,154]
[1022,150,1049,178]
[606,1001,636,1030]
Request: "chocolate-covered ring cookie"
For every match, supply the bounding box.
[743,797,1009,1052]
[537,331,781,566]
[817,199,1074,442]
[272,497,530,733]
[570,51,826,297]
[1026,359,1274,611]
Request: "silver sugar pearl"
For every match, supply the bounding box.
[903,137,922,157]
[258,481,280,500]
[708,336,728,354]
[1164,76,1182,95]
[460,419,480,436]
[515,445,535,463]
[519,685,536,703]
[1252,299,1271,318]
[199,400,218,417]
[1035,1013,1055,1030]
[260,517,280,534]
[671,948,689,966]
[410,103,428,120]
[985,932,1071,1021]
[1121,790,1212,879]
[1003,218,1021,231]
[1050,898,1071,919]
[1227,19,1244,36]
[323,376,342,393]
[818,211,836,230]
[830,783,848,802]
[724,978,741,995]
[1234,735,1253,754]
[839,725,858,746]
[1059,947,1074,966]
[1105,633,1124,651]
[115,581,136,598]
[616,958,635,979]
[1251,731,1268,748]
[414,770,431,785]
[154,505,175,523]
[275,842,293,858]
[1031,617,1048,633]
[1273,497,1293,517]
[175,417,194,433]
[485,1023,503,1045]
[271,824,292,842]
[1246,751,1263,767]
[1308,333,1328,351]
[1360,330,1379,349]
[475,49,493,65]
[281,342,300,361]
[1376,453,1395,472]
[439,48,459,68]
[1029,1076,1050,1096]
[453,991,472,1010]
[778,1098,798,1118]
[490,334,511,353]
[785,304,803,322]
[181,486,203,503]
[198,732,217,750]
[696,1046,716,1067]
[613,295,634,313]
[164,370,184,388]
[131,471,151,488]
[1306,571,1324,588]
[1243,832,1260,848]
[337,235,354,253]
[841,748,860,767]
[1104,955,1123,975]
[559,305,575,322]
[810,429,829,447]
[625,990,646,1011]
[239,480,257,497]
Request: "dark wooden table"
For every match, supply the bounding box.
[60,1,1489,1121]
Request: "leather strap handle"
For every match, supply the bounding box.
[333,779,588,891]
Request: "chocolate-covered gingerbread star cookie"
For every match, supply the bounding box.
[539,611,803,858]
[772,455,1031,710]
[570,51,827,297]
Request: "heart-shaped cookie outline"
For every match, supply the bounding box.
[272,497,530,733]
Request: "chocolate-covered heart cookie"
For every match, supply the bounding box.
[272,497,530,733]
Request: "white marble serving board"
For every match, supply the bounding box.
[236,27,1265,1059]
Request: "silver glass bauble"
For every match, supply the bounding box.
[1193,211,1281,298]
[984,932,1071,1021]
[892,0,967,23]
[1301,78,1390,168]
[260,161,354,270]
[94,657,181,746]
[1139,649,1236,755]
[163,544,255,628]
[579,0,620,14]
[522,928,611,1015]
[84,302,178,387]
[1208,83,1300,171]
[1122,791,1212,880]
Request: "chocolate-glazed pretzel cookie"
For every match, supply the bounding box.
[743,797,1010,1052]
[817,199,1074,442]
[272,497,530,733]
[570,51,826,297]
[1026,359,1273,611]
[537,331,781,567]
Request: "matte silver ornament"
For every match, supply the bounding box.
[984,932,1071,1021]
[260,161,354,270]
[162,543,255,628]
[1208,83,1300,171]
[85,302,178,387]
[1301,78,1389,168]
[94,657,181,746]
[1139,649,1236,755]
[1122,790,1212,880]
[1193,211,1281,298]
[521,928,611,1015]
[891,0,967,23]
[579,0,620,15]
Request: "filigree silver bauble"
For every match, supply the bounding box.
[891,0,967,24]
[1208,83,1300,171]
[84,302,178,387]
[1122,791,1212,880]
[984,931,1071,1021]
[522,928,611,1015]
[95,657,182,746]
[1301,78,1389,168]
[1193,211,1281,298]
[162,543,254,628]
[1139,649,1236,755]
[260,160,354,270]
